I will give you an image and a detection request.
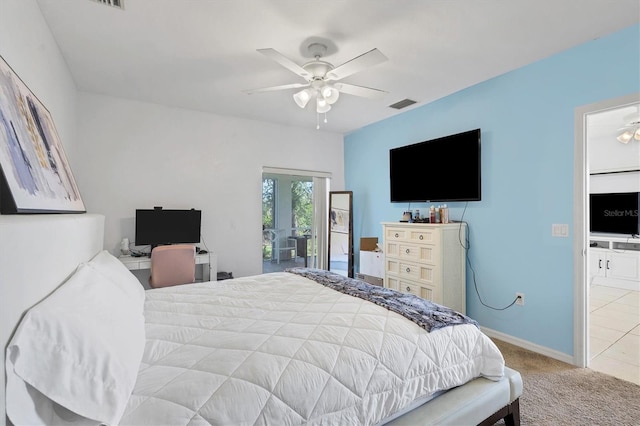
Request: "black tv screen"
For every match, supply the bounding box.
[390,129,481,202]
[590,192,639,236]
[135,209,201,246]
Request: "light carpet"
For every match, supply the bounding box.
[492,339,640,426]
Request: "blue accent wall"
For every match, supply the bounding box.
[344,24,640,355]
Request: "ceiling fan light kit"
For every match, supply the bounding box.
[316,97,331,113]
[245,42,389,129]
[616,111,640,144]
[617,130,632,144]
[321,85,340,104]
[616,124,640,144]
[293,89,313,108]
[616,127,640,144]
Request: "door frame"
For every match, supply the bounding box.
[262,167,331,270]
[573,92,640,367]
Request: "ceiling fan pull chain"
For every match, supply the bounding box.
[316,112,320,130]
[324,112,328,124]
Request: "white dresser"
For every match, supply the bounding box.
[382,222,467,313]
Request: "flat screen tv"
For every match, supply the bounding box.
[589,192,639,236]
[135,208,202,247]
[390,129,481,202]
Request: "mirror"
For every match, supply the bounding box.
[328,191,353,278]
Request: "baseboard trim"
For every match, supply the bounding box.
[481,327,575,366]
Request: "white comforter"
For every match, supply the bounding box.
[120,272,504,425]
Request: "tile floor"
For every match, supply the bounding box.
[589,285,640,385]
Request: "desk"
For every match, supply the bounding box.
[119,253,217,282]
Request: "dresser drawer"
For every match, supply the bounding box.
[385,226,409,242]
[386,276,438,302]
[384,226,440,245]
[385,258,438,286]
[385,241,438,264]
[406,228,439,245]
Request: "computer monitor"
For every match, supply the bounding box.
[135,208,201,248]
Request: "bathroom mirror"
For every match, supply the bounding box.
[328,191,353,278]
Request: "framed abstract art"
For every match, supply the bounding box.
[0,55,85,213]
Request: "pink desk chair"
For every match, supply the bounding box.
[149,244,196,288]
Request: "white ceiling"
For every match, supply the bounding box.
[36,0,639,134]
[588,104,640,142]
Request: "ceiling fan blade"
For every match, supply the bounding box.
[326,48,388,81]
[257,48,310,79]
[334,83,388,99]
[244,82,309,94]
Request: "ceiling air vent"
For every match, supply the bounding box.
[91,0,124,9]
[389,99,417,110]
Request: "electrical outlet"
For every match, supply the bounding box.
[515,293,525,306]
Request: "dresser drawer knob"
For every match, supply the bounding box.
[406,267,411,273]
[395,233,399,238]
[405,248,410,254]
[419,235,424,240]
[406,286,411,292]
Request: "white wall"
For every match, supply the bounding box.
[590,172,640,193]
[74,92,345,278]
[0,1,80,422]
[0,0,78,162]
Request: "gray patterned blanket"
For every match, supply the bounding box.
[285,268,479,332]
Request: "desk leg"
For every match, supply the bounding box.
[203,263,210,282]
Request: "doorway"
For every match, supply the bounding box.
[262,168,330,273]
[574,93,640,385]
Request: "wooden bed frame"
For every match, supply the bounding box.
[1,214,521,426]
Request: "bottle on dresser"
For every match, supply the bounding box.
[441,205,449,224]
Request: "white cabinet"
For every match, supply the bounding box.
[382,222,466,313]
[589,236,640,291]
[357,250,385,286]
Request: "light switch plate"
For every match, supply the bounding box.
[552,224,569,237]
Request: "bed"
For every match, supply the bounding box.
[2,215,522,425]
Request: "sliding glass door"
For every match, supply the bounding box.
[262,169,329,273]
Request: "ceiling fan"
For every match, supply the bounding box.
[244,42,389,128]
[616,109,640,144]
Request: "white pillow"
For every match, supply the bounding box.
[6,262,145,425]
[86,249,146,309]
